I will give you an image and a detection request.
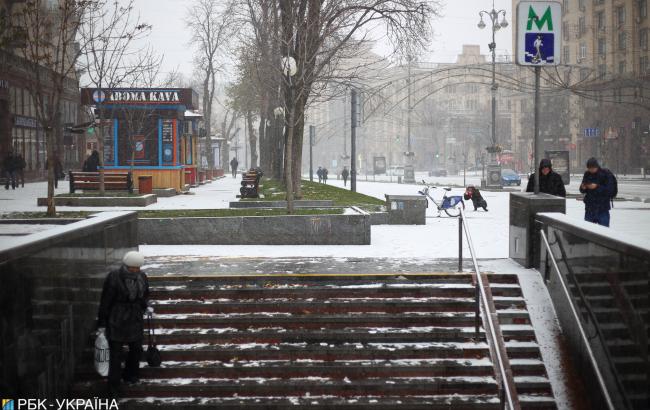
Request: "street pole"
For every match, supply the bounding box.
[351,88,358,192]
[534,66,541,194]
[309,125,314,182]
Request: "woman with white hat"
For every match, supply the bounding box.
[97,251,150,397]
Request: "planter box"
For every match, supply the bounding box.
[152,188,177,197]
[230,200,334,209]
[37,194,157,207]
[139,207,370,245]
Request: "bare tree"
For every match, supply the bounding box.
[14,0,102,215]
[79,0,157,193]
[186,0,234,170]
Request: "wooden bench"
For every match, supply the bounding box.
[239,168,263,198]
[69,171,133,194]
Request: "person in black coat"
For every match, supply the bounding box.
[317,166,323,183]
[464,185,488,211]
[97,251,150,397]
[322,167,329,184]
[341,166,349,186]
[3,151,18,189]
[526,158,566,197]
[580,157,616,227]
[83,150,100,172]
[230,157,239,178]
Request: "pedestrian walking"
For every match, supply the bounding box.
[341,166,349,187]
[464,185,488,211]
[526,158,566,197]
[230,157,239,178]
[317,166,323,183]
[322,167,329,184]
[83,150,100,172]
[45,154,63,188]
[580,157,617,227]
[3,150,17,190]
[15,153,26,188]
[97,251,150,398]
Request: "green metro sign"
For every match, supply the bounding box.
[527,6,554,31]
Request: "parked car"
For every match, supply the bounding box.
[428,168,448,177]
[501,168,521,186]
[387,166,404,176]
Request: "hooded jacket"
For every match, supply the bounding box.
[98,265,149,342]
[526,159,566,197]
[580,167,615,213]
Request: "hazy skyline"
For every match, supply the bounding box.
[134,0,513,78]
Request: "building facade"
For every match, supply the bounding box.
[0,0,84,180]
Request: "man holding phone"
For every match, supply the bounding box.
[579,157,616,227]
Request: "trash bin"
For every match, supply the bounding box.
[385,194,427,225]
[138,175,153,194]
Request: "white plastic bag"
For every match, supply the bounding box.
[94,328,110,377]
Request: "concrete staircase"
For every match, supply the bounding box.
[569,270,649,409]
[72,273,557,409]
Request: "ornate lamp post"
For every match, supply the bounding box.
[478,1,508,187]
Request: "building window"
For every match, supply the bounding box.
[580,43,587,59]
[597,11,605,31]
[579,0,586,10]
[616,6,626,27]
[564,46,570,63]
[598,64,606,78]
[598,38,606,55]
[619,60,626,74]
[579,17,586,36]
[619,31,627,50]
[641,0,648,19]
[580,68,590,81]
[563,22,569,41]
[563,0,569,12]
[641,56,649,74]
[640,29,648,50]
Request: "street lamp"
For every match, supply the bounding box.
[478,0,508,187]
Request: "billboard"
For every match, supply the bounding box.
[373,156,387,175]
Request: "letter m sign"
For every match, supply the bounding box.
[527,6,554,31]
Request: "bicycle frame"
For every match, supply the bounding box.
[417,184,465,217]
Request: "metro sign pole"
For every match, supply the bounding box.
[516,2,562,194]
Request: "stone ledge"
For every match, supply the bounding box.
[37,194,157,207]
[139,208,370,245]
[151,188,177,197]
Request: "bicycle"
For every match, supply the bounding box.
[417,181,465,217]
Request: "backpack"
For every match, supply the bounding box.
[602,168,618,199]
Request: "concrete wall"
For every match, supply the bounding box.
[0,212,138,397]
[139,208,371,245]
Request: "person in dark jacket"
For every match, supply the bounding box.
[230,157,239,178]
[3,150,17,190]
[580,157,616,227]
[341,166,349,186]
[83,150,100,172]
[526,158,566,197]
[45,154,63,188]
[15,153,26,188]
[317,166,323,183]
[97,251,150,397]
[464,185,488,211]
[322,167,329,184]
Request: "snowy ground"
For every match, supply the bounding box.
[2,175,649,254]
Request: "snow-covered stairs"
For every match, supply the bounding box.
[72,273,557,409]
[568,270,649,409]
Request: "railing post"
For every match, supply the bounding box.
[458,214,463,272]
[475,282,480,338]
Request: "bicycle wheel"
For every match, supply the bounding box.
[444,200,465,217]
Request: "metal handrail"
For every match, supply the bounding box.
[458,208,518,410]
[540,229,616,410]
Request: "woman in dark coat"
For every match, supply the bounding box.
[83,150,100,172]
[97,251,150,397]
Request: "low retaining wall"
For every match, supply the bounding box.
[152,188,177,197]
[139,207,370,245]
[37,194,157,207]
[0,211,138,397]
[230,200,334,209]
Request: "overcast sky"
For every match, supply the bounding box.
[134,0,513,78]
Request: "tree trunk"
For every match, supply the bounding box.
[292,103,305,198]
[284,105,295,214]
[45,127,56,216]
[246,110,258,168]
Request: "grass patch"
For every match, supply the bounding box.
[1,211,92,219]
[254,178,385,211]
[137,208,344,218]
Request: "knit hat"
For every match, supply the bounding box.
[539,158,552,169]
[586,157,600,168]
[122,251,144,268]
